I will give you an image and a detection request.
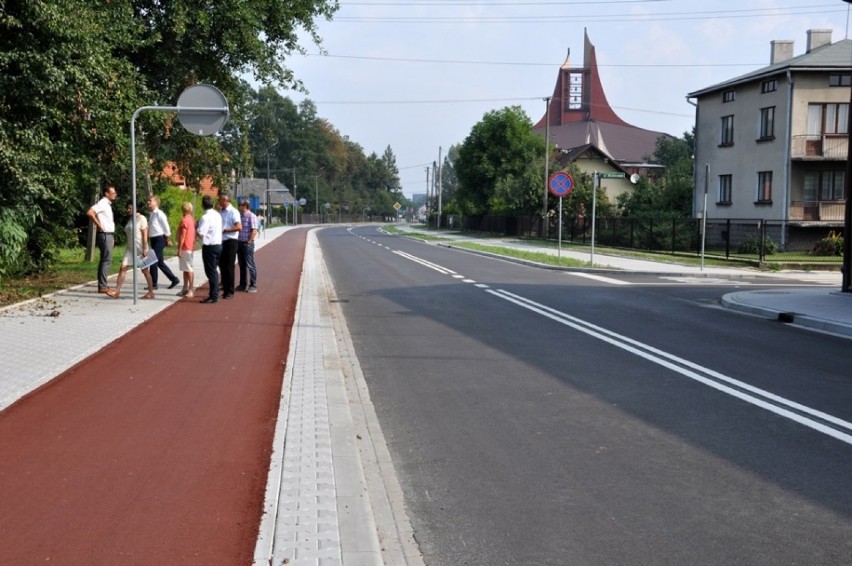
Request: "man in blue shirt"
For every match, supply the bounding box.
[236,200,259,293]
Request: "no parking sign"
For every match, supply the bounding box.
[548,171,574,198]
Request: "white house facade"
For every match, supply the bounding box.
[688,29,851,247]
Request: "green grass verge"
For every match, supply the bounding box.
[0,244,134,307]
[383,225,450,241]
[450,242,591,268]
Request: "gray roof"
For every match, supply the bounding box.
[538,120,669,164]
[557,143,627,173]
[689,39,852,97]
[234,178,295,205]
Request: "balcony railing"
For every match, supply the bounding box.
[791,135,848,159]
[789,200,846,221]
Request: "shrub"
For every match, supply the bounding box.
[811,231,844,256]
[737,234,777,255]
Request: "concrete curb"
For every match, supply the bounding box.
[721,290,852,339]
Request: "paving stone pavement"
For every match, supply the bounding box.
[254,229,416,565]
[0,225,421,566]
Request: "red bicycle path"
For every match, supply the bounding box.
[0,227,308,565]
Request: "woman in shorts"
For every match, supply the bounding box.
[176,201,196,298]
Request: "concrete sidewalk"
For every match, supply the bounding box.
[0,226,289,412]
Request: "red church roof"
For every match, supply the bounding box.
[533,29,670,164]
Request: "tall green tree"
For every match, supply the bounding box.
[0,0,337,278]
[454,106,545,216]
[0,1,145,277]
[618,130,694,218]
[439,144,460,214]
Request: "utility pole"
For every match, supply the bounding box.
[291,168,297,224]
[314,172,320,220]
[432,161,438,228]
[437,146,443,229]
[265,141,277,225]
[425,166,431,223]
[543,96,552,239]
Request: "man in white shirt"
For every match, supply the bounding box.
[147,195,180,290]
[86,185,118,297]
[217,194,241,299]
[197,195,223,304]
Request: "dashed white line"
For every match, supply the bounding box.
[387,245,852,446]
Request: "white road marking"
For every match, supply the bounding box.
[570,272,632,285]
[387,246,852,445]
[661,277,751,286]
[488,288,852,446]
[393,250,457,275]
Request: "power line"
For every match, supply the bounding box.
[308,96,694,118]
[331,4,843,24]
[305,52,763,68]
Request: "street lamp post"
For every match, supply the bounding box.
[278,167,298,224]
[314,173,320,218]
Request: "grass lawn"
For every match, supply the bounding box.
[0,245,135,308]
[450,242,591,268]
[382,225,451,241]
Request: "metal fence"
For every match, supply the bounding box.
[450,213,845,265]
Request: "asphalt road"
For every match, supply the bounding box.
[318,224,852,566]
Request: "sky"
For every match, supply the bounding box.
[279,0,851,200]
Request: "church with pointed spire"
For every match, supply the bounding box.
[534,29,670,170]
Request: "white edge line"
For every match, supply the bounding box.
[488,288,852,446]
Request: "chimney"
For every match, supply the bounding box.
[770,40,794,64]
[806,29,832,53]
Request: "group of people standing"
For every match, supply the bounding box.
[87,187,260,303]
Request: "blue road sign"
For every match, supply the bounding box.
[548,171,574,198]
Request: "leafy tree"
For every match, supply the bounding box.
[618,130,695,218]
[0,0,338,278]
[0,1,145,277]
[557,164,614,219]
[454,106,546,216]
[440,144,460,211]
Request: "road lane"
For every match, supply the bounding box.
[320,225,852,565]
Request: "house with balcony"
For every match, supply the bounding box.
[688,29,851,249]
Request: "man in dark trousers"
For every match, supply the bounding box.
[217,194,241,299]
[197,195,223,304]
[147,195,180,290]
[86,185,118,297]
[236,199,259,293]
